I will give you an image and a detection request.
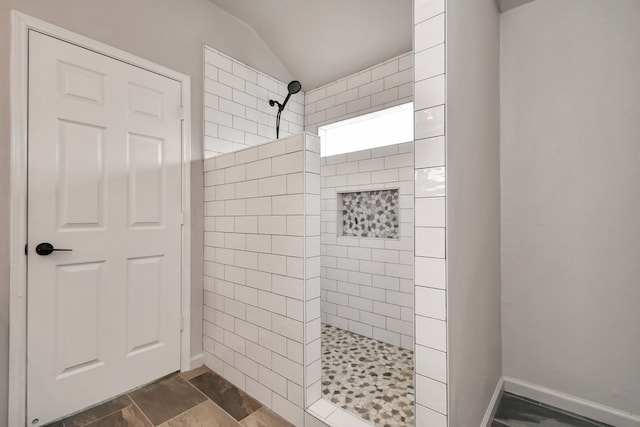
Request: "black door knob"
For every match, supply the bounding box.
[35,242,73,256]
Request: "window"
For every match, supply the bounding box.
[319,103,414,157]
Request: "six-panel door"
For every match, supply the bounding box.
[27,31,183,426]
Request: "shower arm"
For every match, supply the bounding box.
[270,92,293,113]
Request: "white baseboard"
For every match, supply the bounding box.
[503,377,640,427]
[482,377,504,427]
[189,353,204,370]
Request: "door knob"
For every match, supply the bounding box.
[35,242,73,256]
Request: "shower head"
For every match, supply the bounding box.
[288,80,302,95]
[270,80,302,111]
[269,80,303,139]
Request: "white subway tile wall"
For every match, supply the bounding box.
[203,134,321,426]
[304,52,413,135]
[320,143,415,349]
[204,46,305,159]
[302,43,451,427]
[202,17,447,424]
[414,0,448,425]
[304,134,323,412]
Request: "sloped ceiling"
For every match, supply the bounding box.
[208,0,412,91]
[207,0,538,90]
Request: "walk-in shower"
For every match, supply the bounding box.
[317,142,416,426]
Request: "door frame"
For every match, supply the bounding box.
[9,11,193,426]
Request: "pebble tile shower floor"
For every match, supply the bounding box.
[321,324,415,426]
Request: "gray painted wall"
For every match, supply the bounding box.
[446,0,502,425]
[0,0,292,423]
[501,0,640,417]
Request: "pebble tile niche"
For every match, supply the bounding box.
[340,189,400,239]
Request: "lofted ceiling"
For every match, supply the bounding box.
[208,0,537,91]
[208,0,413,91]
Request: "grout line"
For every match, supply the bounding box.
[183,369,257,425]
[127,374,210,427]
[64,396,136,427]
[127,395,155,427]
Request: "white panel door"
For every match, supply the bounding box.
[27,31,183,426]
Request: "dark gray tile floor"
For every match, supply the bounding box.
[44,366,294,427]
[493,393,613,427]
[44,365,614,427]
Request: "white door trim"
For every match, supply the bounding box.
[9,11,193,427]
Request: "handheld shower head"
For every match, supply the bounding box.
[287,80,302,95]
[269,80,303,139]
[280,80,302,111]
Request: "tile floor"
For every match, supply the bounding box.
[321,324,415,426]
[41,341,610,427]
[44,366,294,427]
[492,393,613,427]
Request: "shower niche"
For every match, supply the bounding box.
[339,189,400,239]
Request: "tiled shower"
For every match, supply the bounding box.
[320,144,415,349]
[317,143,416,425]
[201,0,447,421]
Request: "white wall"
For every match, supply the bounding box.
[320,143,414,349]
[304,52,413,135]
[446,0,502,425]
[202,134,321,426]
[0,0,293,422]
[501,0,640,423]
[203,46,304,159]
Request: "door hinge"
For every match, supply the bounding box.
[24,244,28,256]
[180,316,185,332]
[178,106,184,121]
[180,211,185,225]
